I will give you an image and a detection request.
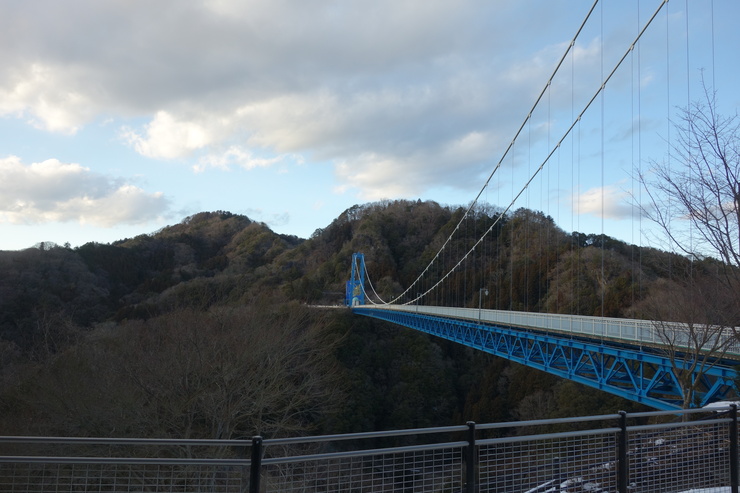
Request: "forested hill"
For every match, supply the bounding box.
[0,200,726,439]
[0,200,698,347]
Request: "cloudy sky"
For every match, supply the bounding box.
[1,0,738,250]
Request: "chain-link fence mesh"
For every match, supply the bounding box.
[627,418,732,492]
[262,446,464,492]
[477,430,619,492]
[0,461,246,493]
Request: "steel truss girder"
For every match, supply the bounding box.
[353,308,739,410]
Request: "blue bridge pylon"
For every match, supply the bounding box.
[345,253,366,307]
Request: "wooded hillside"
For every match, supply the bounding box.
[1,201,731,439]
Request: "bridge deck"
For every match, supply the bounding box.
[358,304,740,361]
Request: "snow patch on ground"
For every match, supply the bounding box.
[677,488,731,493]
[702,401,740,410]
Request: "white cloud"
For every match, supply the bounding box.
[574,184,636,220]
[0,64,94,133]
[0,156,170,226]
[0,0,620,199]
[333,127,500,200]
[123,111,217,160]
[335,153,414,200]
[195,146,292,172]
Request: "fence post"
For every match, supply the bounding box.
[466,421,476,493]
[731,404,738,493]
[617,411,628,493]
[249,436,263,493]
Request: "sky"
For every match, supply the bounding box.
[1,0,738,251]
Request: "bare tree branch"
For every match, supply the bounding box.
[638,79,740,407]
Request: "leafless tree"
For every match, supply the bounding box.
[637,276,739,408]
[119,302,344,442]
[640,81,740,294]
[9,301,344,444]
[638,81,740,407]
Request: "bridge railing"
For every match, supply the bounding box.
[364,304,740,358]
[1,406,738,492]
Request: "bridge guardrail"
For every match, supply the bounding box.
[365,304,740,359]
[1,407,739,492]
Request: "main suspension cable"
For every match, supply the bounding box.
[373,0,602,305]
[398,0,670,306]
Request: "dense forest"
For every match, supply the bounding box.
[0,200,732,440]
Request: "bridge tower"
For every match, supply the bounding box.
[345,253,366,306]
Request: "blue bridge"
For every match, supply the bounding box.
[347,252,740,411]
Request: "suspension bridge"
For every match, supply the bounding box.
[344,0,740,411]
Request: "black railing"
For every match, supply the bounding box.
[1,406,738,492]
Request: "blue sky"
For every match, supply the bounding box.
[0,0,738,250]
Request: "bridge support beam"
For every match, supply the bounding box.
[353,307,739,410]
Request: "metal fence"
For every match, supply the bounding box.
[2,406,739,492]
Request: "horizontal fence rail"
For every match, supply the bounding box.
[1,407,739,492]
[362,304,740,359]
